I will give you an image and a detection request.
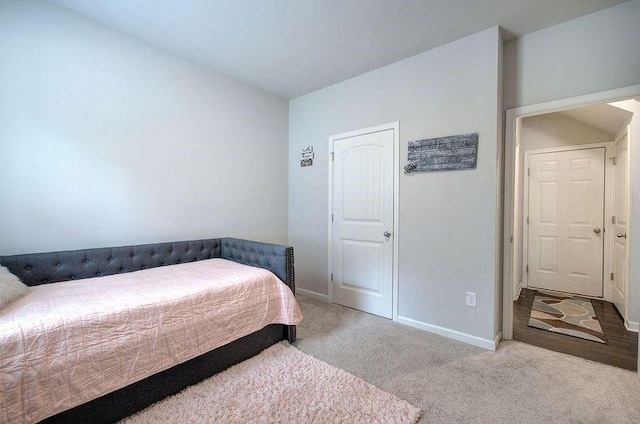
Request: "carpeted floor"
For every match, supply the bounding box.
[121,341,420,423]
[295,293,640,424]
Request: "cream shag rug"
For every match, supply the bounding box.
[121,342,421,424]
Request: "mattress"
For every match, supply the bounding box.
[0,258,302,423]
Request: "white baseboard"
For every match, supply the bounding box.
[625,320,639,332]
[494,331,503,348]
[296,288,329,302]
[397,316,498,351]
[514,282,524,301]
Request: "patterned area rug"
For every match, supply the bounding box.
[528,291,607,344]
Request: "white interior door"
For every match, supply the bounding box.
[612,130,629,316]
[330,127,395,318]
[527,147,605,297]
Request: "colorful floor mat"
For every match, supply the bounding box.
[528,290,607,344]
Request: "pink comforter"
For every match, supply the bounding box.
[0,259,302,423]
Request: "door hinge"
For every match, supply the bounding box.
[610,272,614,281]
[330,152,334,161]
[527,168,530,176]
[526,265,529,274]
[330,273,333,282]
[611,156,617,165]
[510,235,513,243]
[331,214,334,223]
[526,216,529,225]
[612,216,616,224]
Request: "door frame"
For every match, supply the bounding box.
[522,143,613,299]
[612,126,632,323]
[502,84,640,343]
[327,122,400,321]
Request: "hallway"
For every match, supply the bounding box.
[514,288,638,371]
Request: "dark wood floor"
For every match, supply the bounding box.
[514,288,638,371]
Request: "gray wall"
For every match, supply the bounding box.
[0,0,289,255]
[503,0,640,110]
[289,28,501,345]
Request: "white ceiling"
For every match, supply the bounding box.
[560,103,632,135]
[49,0,627,99]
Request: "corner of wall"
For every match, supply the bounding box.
[495,25,505,341]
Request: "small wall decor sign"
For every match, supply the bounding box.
[300,145,314,167]
[406,133,478,173]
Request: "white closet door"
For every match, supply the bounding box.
[331,128,394,318]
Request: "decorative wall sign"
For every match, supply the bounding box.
[300,145,314,167]
[406,133,478,173]
[403,163,417,174]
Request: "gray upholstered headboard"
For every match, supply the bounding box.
[220,238,294,292]
[0,239,221,287]
[0,237,295,295]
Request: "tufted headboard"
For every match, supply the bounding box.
[0,238,294,295]
[220,238,294,293]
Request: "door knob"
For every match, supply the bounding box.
[593,228,601,234]
[617,233,627,239]
[383,231,391,238]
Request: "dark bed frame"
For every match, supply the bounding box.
[0,237,296,424]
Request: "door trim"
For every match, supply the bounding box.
[522,144,613,299]
[612,127,632,327]
[328,122,400,321]
[502,84,640,343]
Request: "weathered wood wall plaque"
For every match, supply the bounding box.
[406,133,478,173]
[300,145,314,167]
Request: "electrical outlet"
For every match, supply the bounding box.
[465,291,477,307]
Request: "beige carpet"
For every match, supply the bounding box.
[294,293,640,423]
[121,341,421,424]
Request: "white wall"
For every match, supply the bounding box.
[504,0,640,110]
[289,28,502,346]
[0,0,289,255]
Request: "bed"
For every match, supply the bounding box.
[0,237,301,424]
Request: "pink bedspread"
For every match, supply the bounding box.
[0,259,302,423]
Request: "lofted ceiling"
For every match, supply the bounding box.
[560,103,633,135]
[49,0,628,99]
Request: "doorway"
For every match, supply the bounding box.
[328,122,399,320]
[502,86,640,371]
